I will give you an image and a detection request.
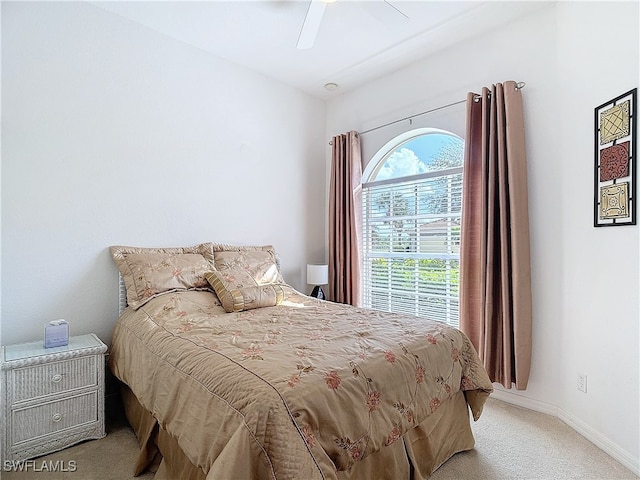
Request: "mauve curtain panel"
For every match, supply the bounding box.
[329,131,362,306]
[459,81,533,390]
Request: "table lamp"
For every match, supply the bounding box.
[307,264,328,300]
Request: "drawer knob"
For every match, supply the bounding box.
[51,374,63,383]
[52,413,63,422]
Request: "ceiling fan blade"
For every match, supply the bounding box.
[364,0,409,28]
[383,1,409,21]
[297,0,327,50]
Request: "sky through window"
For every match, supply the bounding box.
[373,133,463,181]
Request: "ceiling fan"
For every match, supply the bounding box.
[296,0,408,49]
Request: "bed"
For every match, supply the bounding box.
[108,243,493,480]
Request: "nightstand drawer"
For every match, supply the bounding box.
[13,391,98,444]
[12,356,98,402]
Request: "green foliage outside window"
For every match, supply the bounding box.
[370,258,459,293]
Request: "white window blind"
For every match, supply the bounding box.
[362,167,463,327]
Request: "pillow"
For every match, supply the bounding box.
[205,269,285,313]
[110,244,215,310]
[211,244,284,285]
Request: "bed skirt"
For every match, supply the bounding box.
[120,383,475,480]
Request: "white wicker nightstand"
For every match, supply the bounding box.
[1,334,107,462]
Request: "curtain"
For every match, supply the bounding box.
[459,81,532,390]
[329,131,362,306]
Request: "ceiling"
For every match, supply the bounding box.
[93,1,550,99]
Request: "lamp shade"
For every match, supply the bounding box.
[307,264,328,286]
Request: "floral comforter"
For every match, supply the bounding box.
[109,287,492,480]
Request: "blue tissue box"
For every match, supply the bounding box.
[45,320,69,348]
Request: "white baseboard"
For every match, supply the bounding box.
[558,409,640,476]
[489,389,640,476]
[490,388,559,416]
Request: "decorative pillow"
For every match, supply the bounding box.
[211,244,284,285]
[205,269,285,313]
[110,244,215,310]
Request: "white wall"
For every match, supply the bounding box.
[326,1,639,473]
[1,2,326,346]
[555,1,639,470]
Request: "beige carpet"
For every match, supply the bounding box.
[2,398,638,480]
[430,399,638,480]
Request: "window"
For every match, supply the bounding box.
[362,129,463,327]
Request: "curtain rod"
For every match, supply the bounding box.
[330,81,525,144]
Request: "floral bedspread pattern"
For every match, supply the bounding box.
[109,288,492,480]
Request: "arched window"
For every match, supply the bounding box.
[362,128,463,327]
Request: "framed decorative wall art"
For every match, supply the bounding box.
[594,88,637,227]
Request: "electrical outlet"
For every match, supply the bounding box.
[578,373,587,393]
